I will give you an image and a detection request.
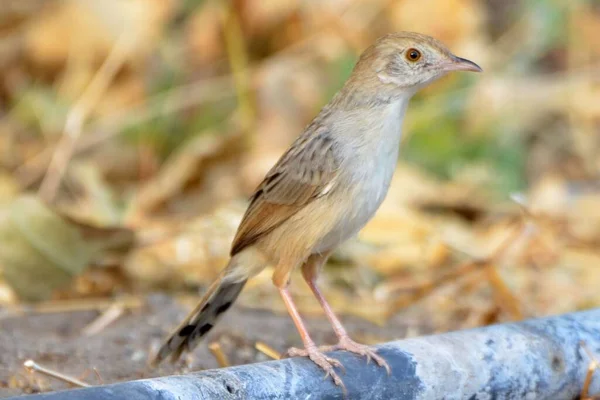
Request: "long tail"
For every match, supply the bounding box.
[151,272,247,365]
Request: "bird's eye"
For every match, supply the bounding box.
[406,48,421,62]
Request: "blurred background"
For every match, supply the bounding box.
[0,0,599,395]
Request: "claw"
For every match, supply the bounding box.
[325,355,346,374]
[285,345,347,392]
[333,337,391,375]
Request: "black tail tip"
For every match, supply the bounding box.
[148,341,177,368]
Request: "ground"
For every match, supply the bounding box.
[0,294,421,398]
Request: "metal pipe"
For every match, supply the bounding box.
[11,309,600,399]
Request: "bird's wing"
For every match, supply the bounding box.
[231,126,339,255]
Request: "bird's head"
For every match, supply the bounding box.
[342,32,481,104]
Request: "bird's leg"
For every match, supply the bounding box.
[301,252,391,374]
[277,286,346,389]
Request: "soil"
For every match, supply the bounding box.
[0,294,422,398]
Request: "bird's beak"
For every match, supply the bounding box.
[443,55,483,73]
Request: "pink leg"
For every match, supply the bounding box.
[277,286,346,390]
[302,252,391,374]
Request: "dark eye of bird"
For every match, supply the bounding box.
[406,48,421,62]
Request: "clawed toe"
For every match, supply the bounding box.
[334,337,391,375]
[285,346,307,358]
[283,337,389,397]
[285,346,347,391]
[321,354,346,374]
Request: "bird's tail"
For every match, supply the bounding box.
[151,267,247,365]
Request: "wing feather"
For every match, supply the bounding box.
[231,126,339,255]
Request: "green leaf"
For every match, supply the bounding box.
[0,195,94,301]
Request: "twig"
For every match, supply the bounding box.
[384,258,482,315]
[92,368,104,385]
[208,342,230,367]
[221,2,255,141]
[485,263,523,320]
[466,222,529,320]
[1,296,143,320]
[511,191,600,253]
[77,368,105,385]
[38,33,135,202]
[255,341,282,360]
[580,341,600,400]
[23,360,91,388]
[81,303,125,336]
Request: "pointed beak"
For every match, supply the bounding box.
[443,55,483,73]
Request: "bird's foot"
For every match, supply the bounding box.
[327,337,391,375]
[286,345,346,391]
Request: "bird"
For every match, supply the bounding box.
[151,31,482,387]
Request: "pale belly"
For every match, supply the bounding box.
[313,151,397,253]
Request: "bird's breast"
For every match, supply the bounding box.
[312,100,406,254]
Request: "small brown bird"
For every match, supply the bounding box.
[152,32,481,386]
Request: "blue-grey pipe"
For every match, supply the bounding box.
[10,309,600,399]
